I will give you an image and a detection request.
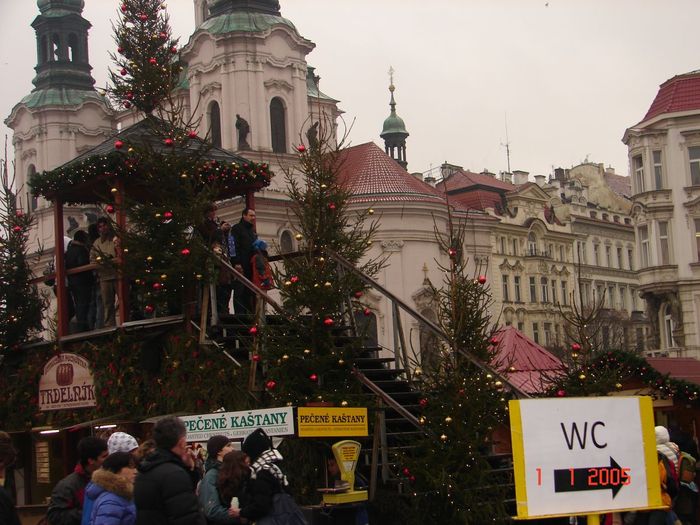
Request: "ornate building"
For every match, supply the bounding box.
[624,69,700,358]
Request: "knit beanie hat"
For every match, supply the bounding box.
[242,428,272,462]
[207,435,232,459]
[107,432,139,454]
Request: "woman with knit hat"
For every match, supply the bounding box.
[0,432,20,525]
[198,435,238,524]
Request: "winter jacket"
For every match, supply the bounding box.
[197,461,239,525]
[133,448,205,525]
[230,220,256,276]
[86,469,136,525]
[0,486,20,525]
[65,241,93,289]
[48,464,91,525]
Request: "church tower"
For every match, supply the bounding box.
[380,70,409,170]
[4,0,113,248]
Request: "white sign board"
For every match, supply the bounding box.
[509,396,661,519]
[181,407,295,442]
[39,353,96,411]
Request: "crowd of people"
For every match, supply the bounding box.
[0,418,305,525]
[54,206,272,333]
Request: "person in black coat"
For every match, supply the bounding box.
[65,230,94,332]
[231,208,257,315]
[134,416,204,525]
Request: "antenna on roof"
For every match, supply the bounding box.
[501,113,512,174]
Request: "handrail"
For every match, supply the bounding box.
[325,249,531,399]
[353,369,423,430]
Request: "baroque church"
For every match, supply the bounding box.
[6,0,651,364]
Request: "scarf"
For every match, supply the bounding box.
[250,449,288,487]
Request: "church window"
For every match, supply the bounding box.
[280,230,294,253]
[68,33,79,62]
[270,97,287,153]
[633,154,645,192]
[418,309,439,373]
[527,232,537,256]
[663,303,675,348]
[208,101,221,148]
[690,146,700,186]
[639,226,650,267]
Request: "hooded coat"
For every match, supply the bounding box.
[85,469,136,525]
[656,425,681,472]
[133,448,205,525]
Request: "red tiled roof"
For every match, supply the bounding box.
[604,172,632,198]
[337,142,446,205]
[440,170,516,193]
[642,70,700,122]
[647,357,700,386]
[491,326,565,394]
[446,189,503,212]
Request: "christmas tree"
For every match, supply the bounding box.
[260,120,384,406]
[0,147,46,364]
[396,219,510,524]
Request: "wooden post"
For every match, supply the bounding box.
[199,286,209,345]
[53,199,69,338]
[115,179,128,326]
[245,189,255,211]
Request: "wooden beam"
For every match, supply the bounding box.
[53,199,69,338]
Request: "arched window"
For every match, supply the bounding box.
[27,164,38,211]
[52,33,61,61]
[527,232,537,256]
[270,97,286,153]
[419,309,439,373]
[354,311,378,348]
[68,34,79,62]
[40,35,48,63]
[208,101,221,148]
[664,304,675,348]
[280,230,294,253]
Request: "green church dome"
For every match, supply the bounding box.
[37,0,84,15]
[380,86,409,138]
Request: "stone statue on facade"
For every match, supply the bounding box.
[306,121,319,150]
[235,114,251,150]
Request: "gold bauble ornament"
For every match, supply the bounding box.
[440,434,448,441]
[324,281,332,287]
[368,208,374,215]
[615,383,623,389]
[160,274,167,280]
[579,373,586,380]
[419,416,426,425]
[146,256,153,262]
[303,349,311,355]
[414,367,422,377]
[341,401,348,407]
[338,359,345,365]
[282,354,289,360]
[445,416,452,423]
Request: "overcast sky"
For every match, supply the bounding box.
[2,0,699,179]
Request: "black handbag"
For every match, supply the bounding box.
[256,492,308,525]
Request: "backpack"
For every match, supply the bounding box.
[659,453,679,499]
[251,252,274,290]
[679,451,697,483]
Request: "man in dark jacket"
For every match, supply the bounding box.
[47,436,108,525]
[231,208,257,315]
[134,416,204,525]
[65,230,94,333]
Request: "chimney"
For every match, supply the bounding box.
[411,172,423,181]
[512,170,529,185]
[480,169,495,178]
[424,175,437,186]
[440,162,463,179]
[534,175,546,187]
[502,172,513,184]
[554,167,567,181]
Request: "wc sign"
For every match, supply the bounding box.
[509,396,662,519]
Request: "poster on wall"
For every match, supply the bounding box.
[38,353,96,411]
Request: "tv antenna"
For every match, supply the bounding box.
[501,114,512,173]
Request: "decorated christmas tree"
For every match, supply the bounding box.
[0,150,45,364]
[260,120,384,406]
[396,219,511,524]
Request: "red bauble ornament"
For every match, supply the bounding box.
[144,305,155,314]
[249,326,258,335]
[354,291,363,298]
[290,275,299,283]
[12,225,22,233]
[448,247,457,258]
[477,275,487,284]
[296,144,306,153]
[323,317,334,326]
[180,248,190,256]
[419,398,428,407]
[139,13,148,21]
[188,131,197,139]
[120,4,127,13]
[152,282,162,291]
[409,475,416,483]
[123,101,131,109]
[252,354,261,362]
[489,336,499,345]
[163,211,173,220]
[159,32,168,39]
[164,138,174,146]
[265,380,277,390]
[363,308,372,317]
[192,351,199,359]
[170,46,178,54]
[15,210,24,218]
[402,467,411,476]
[328,203,336,211]
[556,389,566,397]
[117,46,124,54]
[120,68,127,76]
[106,204,115,213]
[309,373,318,382]
[149,57,157,65]
[126,92,134,100]
[571,343,582,352]
[115,140,124,149]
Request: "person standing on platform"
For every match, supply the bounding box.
[65,230,94,333]
[231,208,257,315]
[90,218,117,327]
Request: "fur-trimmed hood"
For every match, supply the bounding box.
[87,468,133,501]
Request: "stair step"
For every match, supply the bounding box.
[366,380,412,393]
[352,357,395,368]
[359,368,405,380]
